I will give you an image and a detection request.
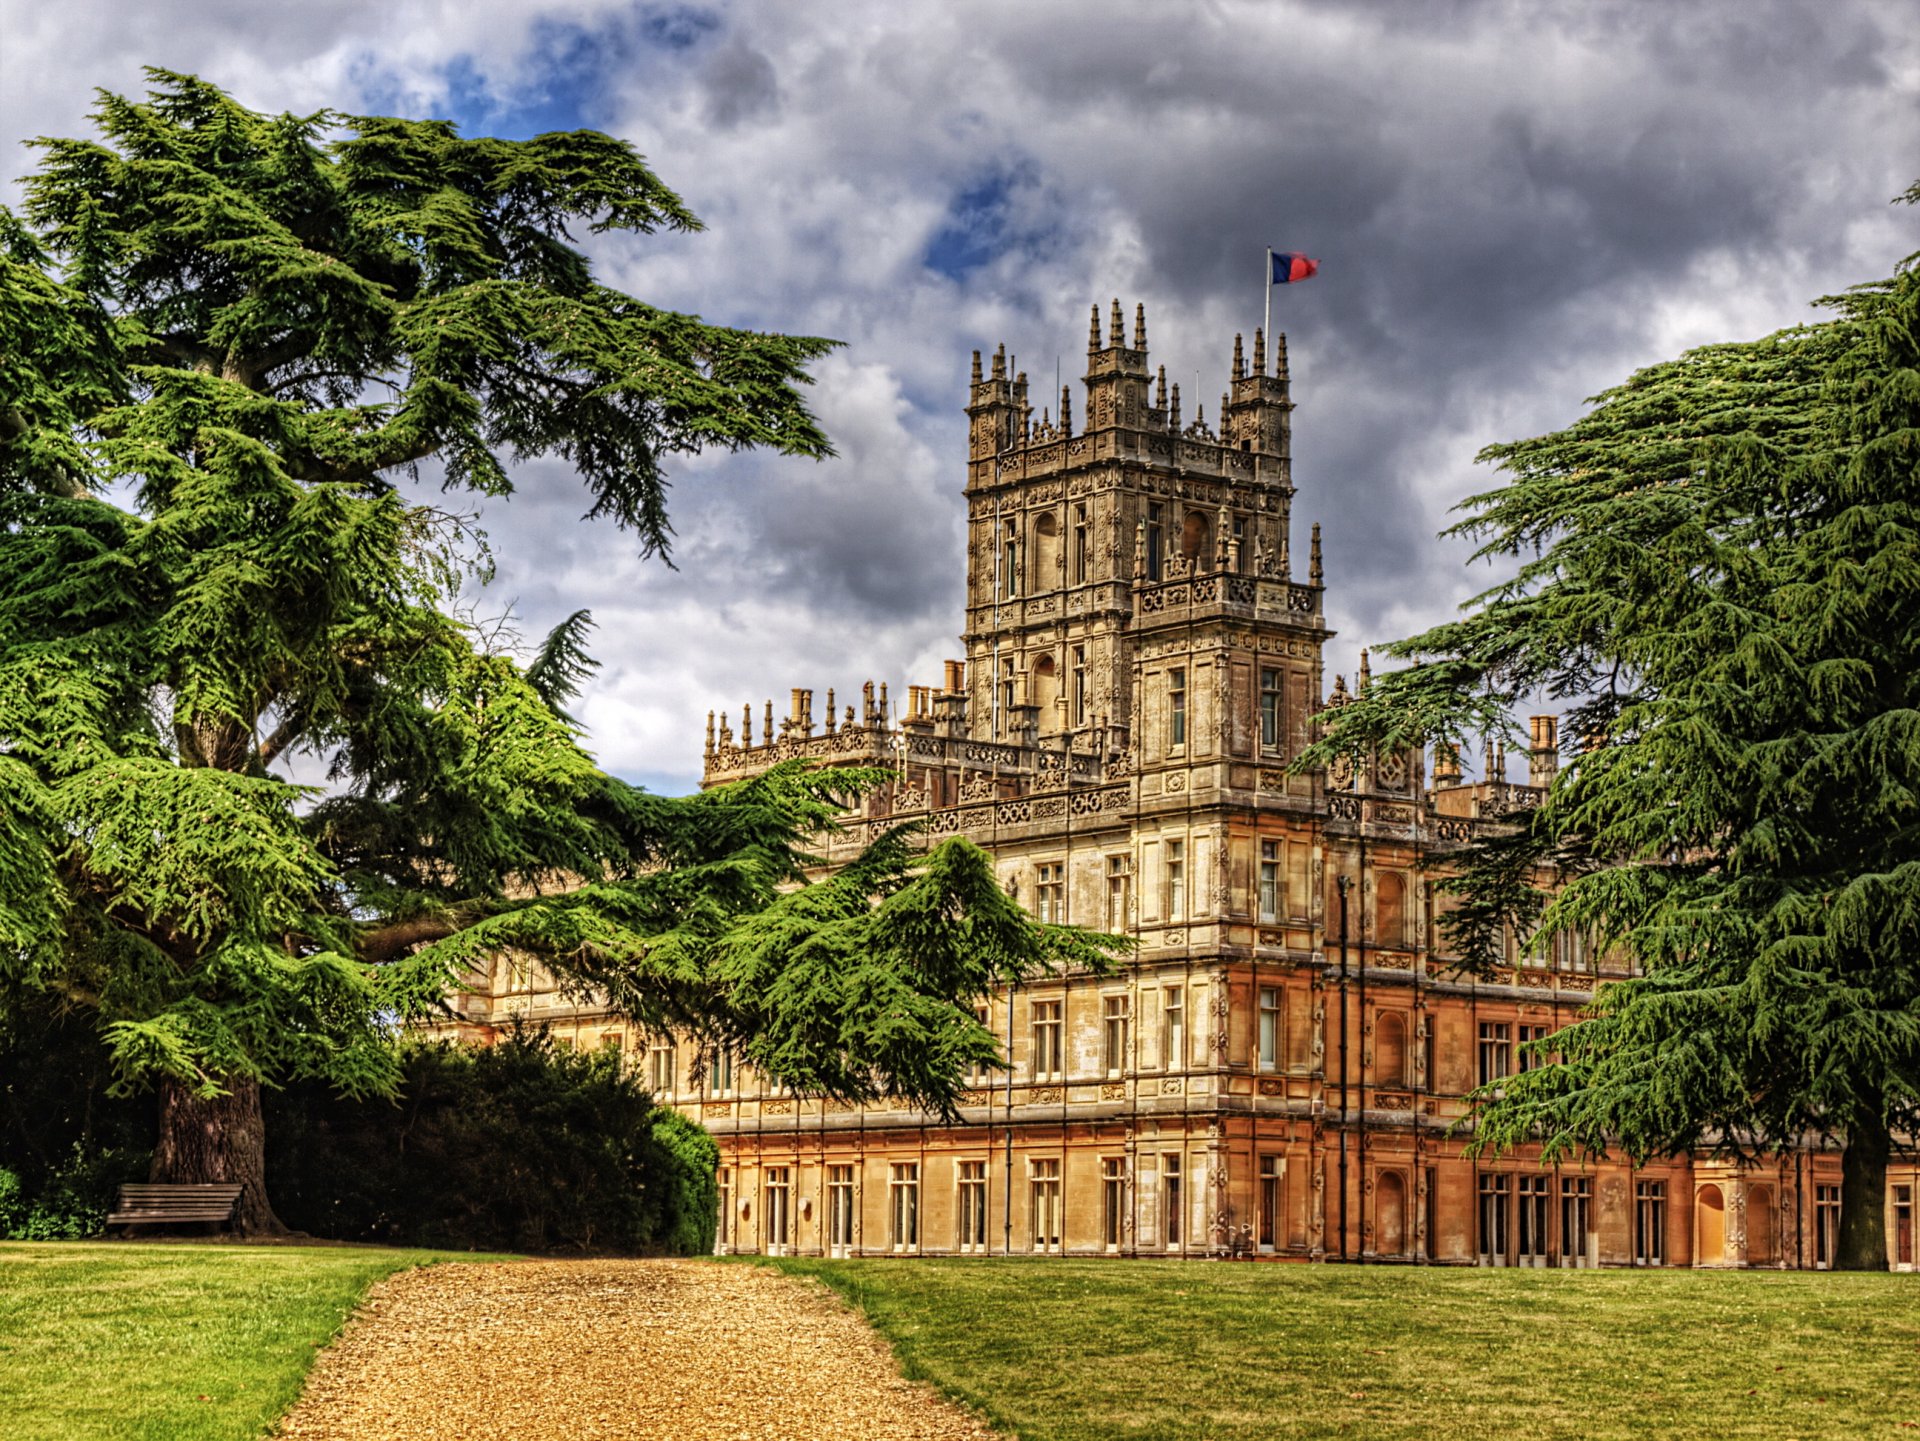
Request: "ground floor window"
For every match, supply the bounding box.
[1031,1158,1062,1253]
[716,1168,732,1252]
[1477,1173,1510,1264]
[1896,1184,1914,1270]
[957,1160,988,1252]
[1259,1156,1282,1252]
[889,1163,919,1252]
[1634,1179,1666,1266]
[1815,1184,1842,1269]
[1517,1174,1550,1262]
[1164,1154,1184,1249]
[1101,1158,1126,1251]
[764,1168,791,1255]
[827,1165,855,1254]
[1560,1176,1592,1266]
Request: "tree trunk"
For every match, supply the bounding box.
[1835,1111,1889,1271]
[151,1075,288,1237]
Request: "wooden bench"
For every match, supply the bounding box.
[106,1183,244,1233]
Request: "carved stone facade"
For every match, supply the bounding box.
[447,303,1919,1269]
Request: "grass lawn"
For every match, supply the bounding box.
[765,1257,1920,1441]
[0,1241,504,1441]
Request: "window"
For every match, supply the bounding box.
[1258,1156,1282,1251]
[716,1167,732,1252]
[1031,1158,1062,1252]
[710,1046,735,1097]
[889,1163,920,1252]
[1102,994,1129,1076]
[646,1037,675,1095]
[764,1168,791,1254]
[1035,863,1065,923]
[1071,645,1089,725]
[1072,504,1090,583]
[1375,1011,1409,1087]
[1146,503,1165,580]
[1518,1175,1550,1262]
[1815,1184,1842,1268]
[1258,839,1281,922]
[1031,999,1064,1080]
[1518,1024,1550,1072]
[1634,1179,1667,1266]
[1106,855,1132,929]
[1001,519,1021,599]
[1161,988,1185,1071]
[1164,1154,1184,1248]
[1560,1176,1592,1267]
[827,1165,855,1255]
[1165,839,1186,921]
[1168,668,1187,748]
[998,658,1015,728]
[1894,1184,1913,1269]
[957,1161,988,1252]
[1260,668,1283,751]
[1477,1173,1510,1264]
[1258,986,1282,1072]
[1233,514,1249,573]
[1102,1157,1126,1251]
[967,1004,995,1085]
[1477,1023,1512,1087]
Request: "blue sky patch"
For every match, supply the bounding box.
[923,161,1059,283]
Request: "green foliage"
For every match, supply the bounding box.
[1305,194,1920,1259]
[265,1027,710,1253]
[0,66,1121,1190]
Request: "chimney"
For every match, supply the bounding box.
[1528,714,1560,789]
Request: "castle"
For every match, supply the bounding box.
[450,301,1917,1268]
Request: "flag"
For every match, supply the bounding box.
[1271,252,1320,284]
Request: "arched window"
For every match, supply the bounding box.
[1375,872,1407,948]
[1375,1172,1407,1256]
[1375,1011,1410,1087]
[1180,510,1211,564]
[1696,1183,1726,1265]
[1030,654,1060,731]
[1032,513,1061,593]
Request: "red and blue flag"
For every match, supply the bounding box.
[1271,252,1319,284]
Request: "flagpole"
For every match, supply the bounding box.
[1264,247,1273,360]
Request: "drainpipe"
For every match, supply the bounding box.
[1337,872,1351,1262]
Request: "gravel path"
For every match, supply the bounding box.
[276,1259,998,1440]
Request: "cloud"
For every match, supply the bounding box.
[3,0,1914,795]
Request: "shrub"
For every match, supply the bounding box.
[266,1025,717,1254]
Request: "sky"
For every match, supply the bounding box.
[2,0,1914,793]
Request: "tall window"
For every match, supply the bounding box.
[889,1163,920,1252]
[1477,1173,1510,1264]
[1233,514,1249,573]
[1072,504,1090,583]
[1168,668,1187,748]
[1035,863,1065,923]
[1164,1154,1184,1248]
[1634,1180,1667,1266]
[1259,1156,1282,1251]
[1815,1184,1842,1268]
[710,1046,735,1097]
[957,1161,988,1252]
[1260,667,1283,752]
[647,1037,675,1095]
[1031,999,1065,1080]
[1101,1157,1126,1251]
[1071,645,1089,725]
[764,1168,791,1254]
[1518,1175,1550,1262]
[827,1165,855,1255]
[1102,994,1129,1076]
[1894,1184,1914,1269]
[1161,988,1185,1071]
[998,658,1015,725]
[1105,855,1132,929]
[1258,839,1281,922]
[1146,502,1165,580]
[716,1168,732,1252]
[1001,519,1021,599]
[1258,986,1282,1071]
[1560,1176,1592,1265]
[967,1003,994,1085]
[1031,1158,1063,1252]
[1518,1024,1550,1072]
[1165,839,1186,921]
[1477,1023,1512,1086]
